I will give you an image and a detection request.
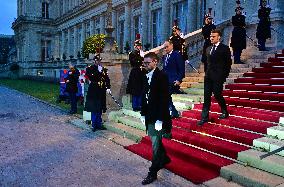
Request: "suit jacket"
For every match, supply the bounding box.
[140,68,172,133]
[162,51,185,84]
[206,43,232,82]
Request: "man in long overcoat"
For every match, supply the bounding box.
[230,5,246,64]
[256,0,271,51]
[85,55,111,131]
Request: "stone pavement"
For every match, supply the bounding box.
[0,86,194,187]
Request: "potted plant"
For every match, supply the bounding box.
[62,53,67,61]
[82,34,106,58]
[77,51,81,58]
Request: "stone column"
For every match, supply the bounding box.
[54,34,60,59]
[73,26,78,56]
[112,10,117,37]
[123,2,131,49]
[188,0,197,32]
[81,22,86,48]
[90,18,95,36]
[100,16,105,34]
[67,28,71,56]
[61,30,65,58]
[141,0,149,46]
[162,0,170,42]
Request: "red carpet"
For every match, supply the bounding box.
[234,78,284,85]
[125,50,284,184]
[222,90,284,102]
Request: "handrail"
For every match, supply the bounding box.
[259,145,284,159]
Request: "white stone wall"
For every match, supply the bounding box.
[13,0,284,64]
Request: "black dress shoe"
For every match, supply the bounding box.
[142,175,157,185]
[219,112,229,119]
[197,119,208,126]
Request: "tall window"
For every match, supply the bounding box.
[41,40,51,62]
[173,1,188,35]
[134,16,142,40]
[86,23,90,38]
[118,20,124,53]
[95,18,100,34]
[42,2,49,19]
[152,9,162,48]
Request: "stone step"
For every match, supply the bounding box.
[238,149,284,177]
[173,100,193,110]
[226,78,236,84]
[104,121,145,143]
[116,115,146,131]
[203,177,243,187]
[121,108,141,119]
[230,68,251,73]
[182,88,204,95]
[280,117,284,125]
[220,163,284,187]
[180,81,201,88]
[267,126,284,140]
[228,73,244,78]
[122,95,132,109]
[172,94,203,103]
[253,137,284,157]
[182,76,204,82]
[190,83,204,89]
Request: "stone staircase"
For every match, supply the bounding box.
[105,49,284,186]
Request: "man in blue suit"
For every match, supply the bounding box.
[162,39,185,118]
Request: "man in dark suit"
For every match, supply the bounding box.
[198,29,232,126]
[140,52,172,185]
[162,39,185,118]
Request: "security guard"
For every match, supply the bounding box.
[126,34,145,111]
[201,12,216,71]
[230,1,246,64]
[256,0,271,51]
[169,21,188,61]
[84,54,111,132]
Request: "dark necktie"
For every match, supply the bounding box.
[211,45,216,55]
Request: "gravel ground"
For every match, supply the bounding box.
[0,86,194,187]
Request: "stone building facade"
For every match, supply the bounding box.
[12,0,284,64]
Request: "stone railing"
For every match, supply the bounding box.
[148,19,231,71]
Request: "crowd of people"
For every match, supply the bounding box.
[63,0,272,185]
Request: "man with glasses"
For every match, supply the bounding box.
[140,52,172,185]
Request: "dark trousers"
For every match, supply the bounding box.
[201,78,227,120]
[233,49,242,64]
[258,39,266,51]
[147,124,168,177]
[132,95,142,111]
[169,85,179,117]
[91,112,102,129]
[69,92,77,113]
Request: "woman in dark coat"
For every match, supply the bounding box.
[230,6,246,64]
[256,0,271,51]
[84,55,111,131]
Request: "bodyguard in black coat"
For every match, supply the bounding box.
[65,64,80,114]
[198,29,232,126]
[140,52,171,185]
[201,14,216,71]
[256,0,271,51]
[126,40,144,111]
[84,55,111,131]
[230,6,246,64]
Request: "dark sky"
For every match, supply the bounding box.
[0,1,17,35]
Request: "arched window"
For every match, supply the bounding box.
[42,2,49,18]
